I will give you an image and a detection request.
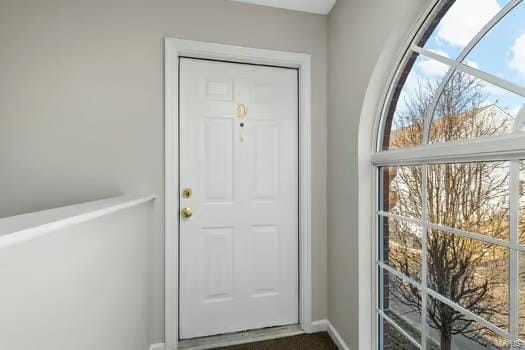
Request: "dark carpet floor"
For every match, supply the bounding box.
[212,332,338,350]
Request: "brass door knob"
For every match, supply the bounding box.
[182,188,192,199]
[181,207,193,219]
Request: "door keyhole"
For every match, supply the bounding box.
[240,122,246,142]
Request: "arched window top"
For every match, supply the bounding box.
[376,1,525,348]
[380,0,525,152]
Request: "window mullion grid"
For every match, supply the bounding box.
[377,0,525,347]
[418,53,456,145]
[378,160,521,347]
[510,160,520,346]
[378,260,511,339]
[377,168,384,349]
[379,309,422,349]
[372,138,525,167]
[378,210,525,253]
[414,46,525,99]
[413,0,524,146]
[420,165,429,349]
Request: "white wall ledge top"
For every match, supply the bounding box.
[0,196,156,247]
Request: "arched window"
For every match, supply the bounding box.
[375,0,525,349]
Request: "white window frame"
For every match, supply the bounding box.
[164,38,313,350]
[371,0,525,349]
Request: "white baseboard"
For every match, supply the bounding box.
[326,321,351,350]
[309,319,330,333]
[149,343,165,350]
[309,319,350,350]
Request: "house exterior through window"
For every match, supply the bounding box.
[375,0,525,349]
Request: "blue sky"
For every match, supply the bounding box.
[397,0,525,127]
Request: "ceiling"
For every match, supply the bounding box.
[230,0,336,15]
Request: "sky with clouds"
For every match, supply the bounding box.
[396,0,525,129]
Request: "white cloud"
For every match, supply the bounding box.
[417,58,449,77]
[403,73,418,92]
[465,59,479,69]
[437,0,501,47]
[509,32,525,78]
[415,50,450,78]
[480,79,509,97]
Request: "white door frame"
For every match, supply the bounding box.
[164,38,312,350]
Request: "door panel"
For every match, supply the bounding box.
[202,227,234,302]
[179,58,298,339]
[253,122,280,199]
[250,224,279,296]
[203,118,234,201]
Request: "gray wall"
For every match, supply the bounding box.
[0,0,327,343]
[327,0,429,348]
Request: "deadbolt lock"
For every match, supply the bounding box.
[181,207,193,219]
[182,188,192,199]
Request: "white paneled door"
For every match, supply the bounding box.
[179,58,299,339]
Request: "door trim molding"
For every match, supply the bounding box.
[164,38,312,350]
